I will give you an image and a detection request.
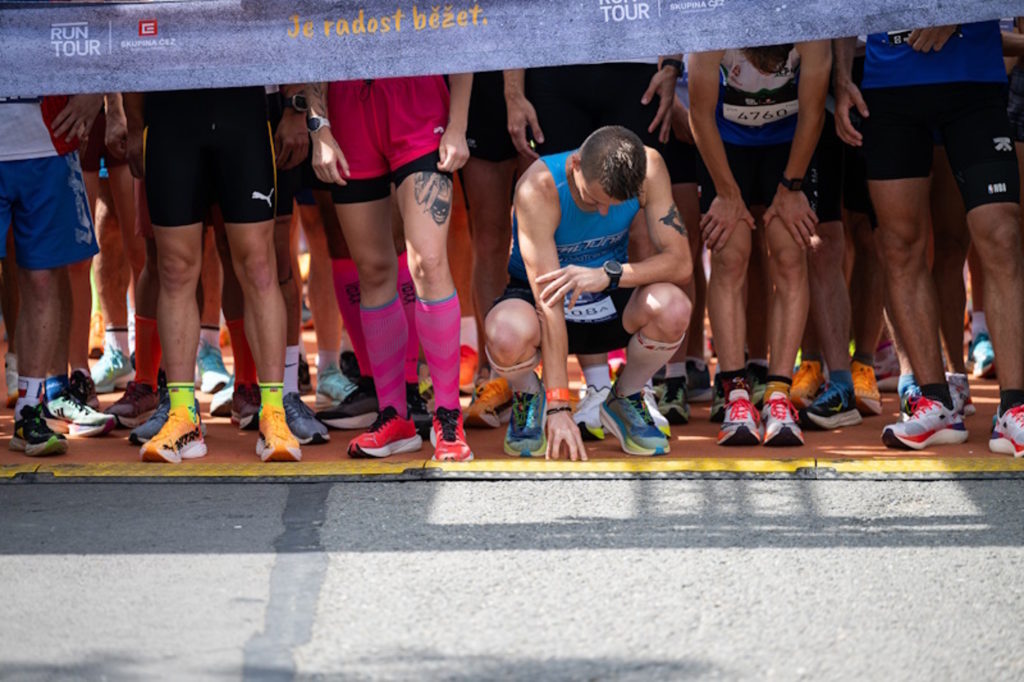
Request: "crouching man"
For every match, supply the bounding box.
[485,125,693,460]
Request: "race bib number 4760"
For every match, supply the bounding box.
[722,99,799,126]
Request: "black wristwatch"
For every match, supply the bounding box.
[661,58,683,74]
[780,175,804,192]
[603,260,623,291]
[284,94,308,112]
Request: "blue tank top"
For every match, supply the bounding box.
[507,150,638,282]
[862,21,1006,89]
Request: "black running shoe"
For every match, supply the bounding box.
[11,404,68,456]
[69,369,99,409]
[407,382,432,439]
[339,350,362,383]
[317,377,378,430]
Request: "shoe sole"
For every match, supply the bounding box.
[802,408,863,431]
[44,417,116,439]
[319,412,378,431]
[764,425,805,447]
[139,441,207,463]
[465,405,512,429]
[717,425,761,446]
[855,396,883,416]
[349,434,423,458]
[94,372,135,394]
[989,435,1024,457]
[199,373,231,395]
[881,426,969,450]
[232,412,261,431]
[10,436,68,457]
[257,437,303,462]
[503,437,546,457]
[599,405,669,456]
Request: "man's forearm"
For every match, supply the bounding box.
[447,73,472,132]
[691,114,741,199]
[503,69,526,100]
[621,247,691,289]
[832,37,857,86]
[304,82,329,118]
[537,308,570,392]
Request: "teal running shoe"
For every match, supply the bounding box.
[503,391,546,457]
[600,389,670,456]
[91,347,134,394]
[196,339,231,394]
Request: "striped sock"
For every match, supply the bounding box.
[332,258,371,377]
[397,255,421,383]
[416,293,461,411]
[361,296,408,416]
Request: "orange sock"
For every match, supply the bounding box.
[135,315,162,389]
[227,318,258,385]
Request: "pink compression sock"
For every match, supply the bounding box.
[360,296,408,416]
[332,258,371,377]
[416,293,461,411]
[397,255,420,384]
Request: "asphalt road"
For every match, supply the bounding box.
[2,480,1023,681]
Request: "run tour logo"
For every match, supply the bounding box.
[994,137,1013,153]
[598,0,652,22]
[50,22,103,57]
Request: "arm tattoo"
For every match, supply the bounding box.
[659,205,688,237]
[413,172,453,226]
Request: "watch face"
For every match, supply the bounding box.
[605,260,623,275]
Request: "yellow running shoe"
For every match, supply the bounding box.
[465,377,513,428]
[257,404,302,462]
[852,359,882,416]
[139,406,206,464]
[790,360,824,411]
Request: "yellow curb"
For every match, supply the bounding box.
[423,457,817,474]
[36,461,419,478]
[0,463,39,478]
[819,457,1024,474]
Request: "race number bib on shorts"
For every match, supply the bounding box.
[886,29,913,46]
[722,100,799,126]
[564,293,617,323]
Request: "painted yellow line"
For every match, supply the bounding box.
[424,457,817,474]
[820,457,1024,474]
[36,461,420,478]
[0,463,39,478]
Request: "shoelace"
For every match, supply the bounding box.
[817,382,847,406]
[368,406,399,432]
[728,399,753,421]
[909,396,941,417]
[511,393,535,429]
[627,394,656,426]
[436,407,460,442]
[1005,405,1024,428]
[768,397,795,421]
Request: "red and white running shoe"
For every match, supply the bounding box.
[990,405,1024,457]
[881,396,968,450]
[347,406,422,458]
[430,406,474,462]
[762,392,804,447]
[717,389,762,446]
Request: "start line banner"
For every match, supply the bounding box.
[0,0,1020,97]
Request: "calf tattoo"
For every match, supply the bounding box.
[659,205,687,237]
[413,172,453,226]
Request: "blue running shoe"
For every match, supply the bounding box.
[800,381,863,431]
[196,339,231,394]
[971,332,995,378]
[503,391,546,457]
[91,348,134,394]
[600,389,670,456]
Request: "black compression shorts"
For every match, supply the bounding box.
[144,87,276,227]
[267,91,300,218]
[697,141,820,218]
[466,70,517,163]
[863,82,1020,211]
[493,279,635,355]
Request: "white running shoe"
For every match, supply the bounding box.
[882,396,968,450]
[574,385,610,440]
[990,405,1024,457]
[5,352,18,408]
[762,391,804,447]
[874,341,900,393]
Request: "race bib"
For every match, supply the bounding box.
[722,99,799,126]
[564,293,617,323]
[886,29,913,46]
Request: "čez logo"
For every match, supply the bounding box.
[51,22,100,57]
[599,0,651,22]
[139,20,158,37]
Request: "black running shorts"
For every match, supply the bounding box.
[466,70,517,163]
[863,82,1020,210]
[697,141,820,217]
[493,279,635,355]
[144,87,276,227]
[267,91,300,218]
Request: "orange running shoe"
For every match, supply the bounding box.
[852,360,882,416]
[465,377,512,428]
[257,404,303,462]
[140,406,206,463]
[459,345,478,394]
[431,406,474,462]
[790,360,824,411]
